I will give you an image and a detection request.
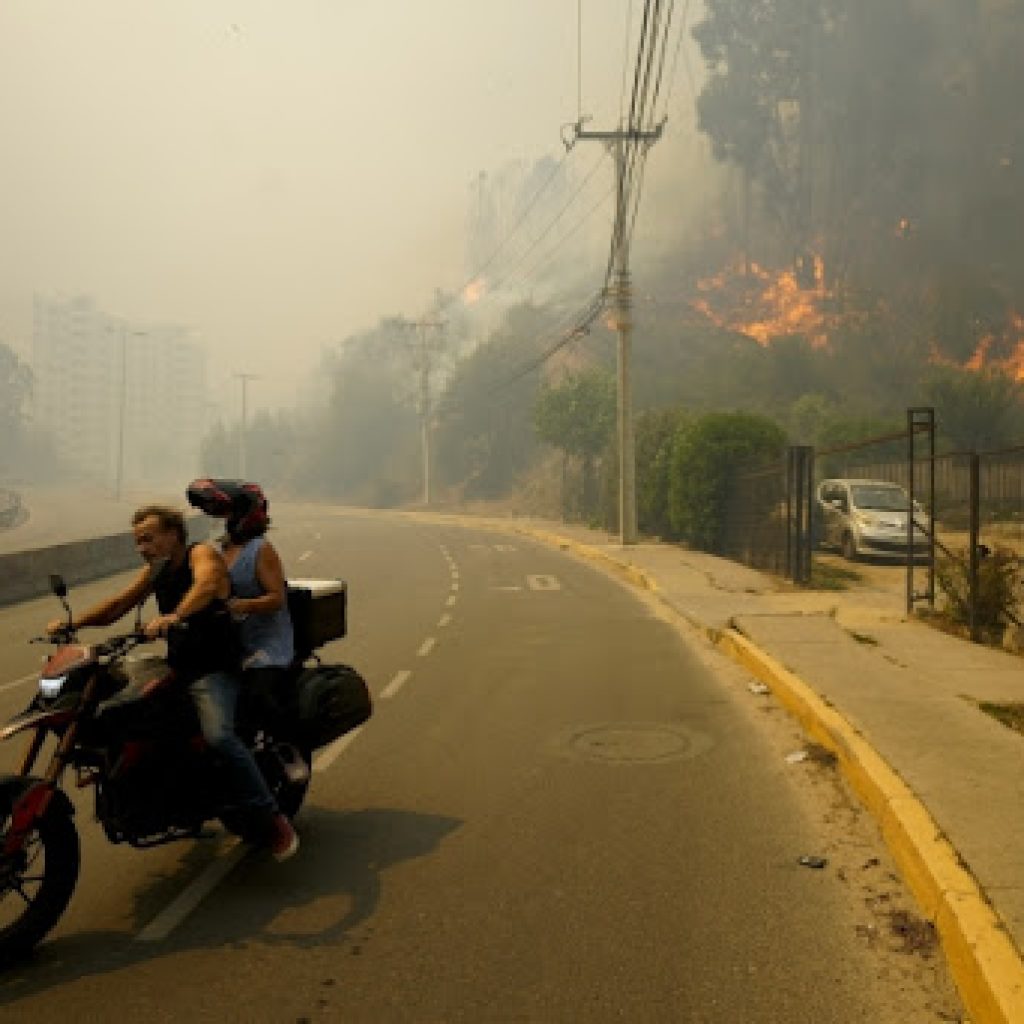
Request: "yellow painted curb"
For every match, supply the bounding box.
[714,628,1024,1024]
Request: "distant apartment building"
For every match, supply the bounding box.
[32,294,209,489]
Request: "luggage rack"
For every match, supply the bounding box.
[286,579,347,662]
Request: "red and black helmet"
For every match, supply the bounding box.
[186,478,269,541]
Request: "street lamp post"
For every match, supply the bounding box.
[234,373,259,478]
[115,327,127,501]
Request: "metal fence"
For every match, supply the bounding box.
[818,420,1024,641]
[711,409,1024,644]
[720,446,813,582]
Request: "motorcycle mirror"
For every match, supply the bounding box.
[49,574,68,599]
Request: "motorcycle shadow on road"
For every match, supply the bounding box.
[0,804,462,1004]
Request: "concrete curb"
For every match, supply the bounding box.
[456,516,1024,1024]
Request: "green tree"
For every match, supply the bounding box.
[533,369,616,520]
[924,367,1023,452]
[668,411,787,551]
[636,408,691,539]
[435,304,557,500]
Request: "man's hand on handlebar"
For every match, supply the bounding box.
[45,619,72,637]
[143,613,182,640]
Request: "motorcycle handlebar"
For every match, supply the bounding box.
[30,620,188,649]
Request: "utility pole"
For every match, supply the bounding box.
[569,121,662,545]
[115,327,127,502]
[233,373,259,478]
[396,316,445,505]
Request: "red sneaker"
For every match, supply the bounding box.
[268,813,299,861]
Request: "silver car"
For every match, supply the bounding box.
[816,478,929,561]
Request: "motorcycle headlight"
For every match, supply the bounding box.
[39,674,67,699]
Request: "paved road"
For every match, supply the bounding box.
[0,509,958,1021]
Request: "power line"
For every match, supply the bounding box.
[624,0,678,245]
[663,0,695,115]
[491,0,668,393]
[501,184,615,297]
[439,148,574,313]
[618,0,635,126]
[462,152,610,306]
[647,0,677,126]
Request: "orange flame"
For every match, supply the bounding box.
[932,312,1024,382]
[691,256,830,348]
[462,277,486,305]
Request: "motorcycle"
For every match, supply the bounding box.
[0,572,369,961]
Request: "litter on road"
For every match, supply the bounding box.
[798,856,828,870]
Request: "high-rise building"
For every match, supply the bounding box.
[32,294,209,490]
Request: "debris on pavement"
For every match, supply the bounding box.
[804,741,838,768]
[887,909,939,955]
[748,681,771,695]
[785,749,809,764]
[798,855,828,869]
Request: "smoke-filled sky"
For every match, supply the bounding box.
[0,1,705,414]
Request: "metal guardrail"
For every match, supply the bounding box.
[0,513,207,607]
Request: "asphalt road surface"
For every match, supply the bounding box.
[0,508,962,1022]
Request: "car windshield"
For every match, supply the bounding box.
[850,485,908,511]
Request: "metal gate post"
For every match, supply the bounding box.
[801,445,815,584]
[969,452,980,642]
[906,407,936,615]
[785,448,795,580]
[907,410,915,615]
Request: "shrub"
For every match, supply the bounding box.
[667,411,787,552]
[935,546,1021,641]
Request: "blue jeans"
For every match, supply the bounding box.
[189,671,277,833]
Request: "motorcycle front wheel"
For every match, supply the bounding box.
[0,797,80,963]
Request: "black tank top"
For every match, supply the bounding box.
[153,544,239,680]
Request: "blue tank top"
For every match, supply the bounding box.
[227,537,295,669]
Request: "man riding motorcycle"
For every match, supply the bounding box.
[46,503,299,861]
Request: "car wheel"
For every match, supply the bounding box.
[841,532,859,561]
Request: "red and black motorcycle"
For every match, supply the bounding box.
[0,572,368,961]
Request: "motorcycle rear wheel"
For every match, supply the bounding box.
[0,800,80,962]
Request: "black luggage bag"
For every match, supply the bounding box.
[292,663,372,750]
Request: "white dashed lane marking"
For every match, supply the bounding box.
[438,614,452,628]
[313,726,364,772]
[380,670,412,700]
[446,595,457,607]
[136,841,246,942]
[418,637,436,657]
[0,672,38,692]
[527,574,562,591]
